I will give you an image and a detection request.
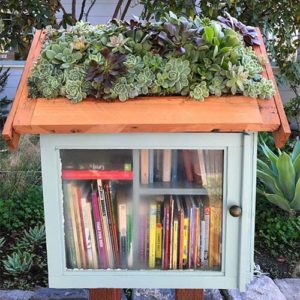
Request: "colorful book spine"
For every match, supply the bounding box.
[163,149,172,182]
[127,202,133,268]
[172,217,179,269]
[140,149,149,184]
[163,202,170,270]
[169,197,174,269]
[204,206,210,266]
[149,149,155,184]
[117,193,127,269]
[182,217,189,268]
[182,150,193,182]
[148,203,157,268]
[171,150,178,182]
[155,201,163,267]
[97,179,114,268]
[63,182,77,269]
[91,190,107,269]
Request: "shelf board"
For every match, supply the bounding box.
[139,181,208,195]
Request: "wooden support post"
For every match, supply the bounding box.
[175,289,204,300]
[89,288,121,300]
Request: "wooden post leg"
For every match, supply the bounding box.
[89,288,121,300]
[175,289,204,300]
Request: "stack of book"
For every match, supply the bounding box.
[140,149,210,186]
[138,195,221,270]
[63,179,132,269]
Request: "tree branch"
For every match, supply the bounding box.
[113,0,123,19]
[120,0,132,20]
[72,0,76,21]
[85,0,96,22]
[79,0,87,21]
[57,0,68,16]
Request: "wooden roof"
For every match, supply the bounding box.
[2,29,290,150]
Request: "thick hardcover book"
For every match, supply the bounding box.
[182,150,193,182]
[75,162,132,171]
[62,170,133,180]
[63,181,77,269]
[209,205,222,267]
[91,190,107,269]
[148,202,157,268]
[97,179,114,268]
[163,149,172,182]
[154,150,162,182]
[140,149,149,184]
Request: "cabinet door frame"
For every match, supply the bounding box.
[40,132,256,290]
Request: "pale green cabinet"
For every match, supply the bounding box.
[40,132,257,291]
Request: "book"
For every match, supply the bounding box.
[155,198,163,267]
[154,150,162,182]
[148,202,157,268]
[76,162,132,171]
[62,170,133,180]
[80,185,95,269]
[171,150,178,182]
[162,149,172,182]
[175,196,184,269]
[138,200,148,268]
[117,190,128,268]
[203,206,210,266]
[182,150,193,182]
[196,150,207,186]
[97,179,114,268]
[162,200,170,270]
[172,215,179,269]
[63,181,77,269]
[169,196,174,269]
[104,182,120,268]
[140,149,149,184]
[149,149,155,184]
[127,201,133,268]
[67,182,83,268]
[91,189,107,269]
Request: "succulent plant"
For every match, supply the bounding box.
[44,42,82,68]
[156,58,191,93]
[109,77,139,101]
[135,67,156,95]
[208,77,225,96]
[64,66,86,82]
[244,78,275,99]
[189,82,209,101]
[124,54,144,73]
[86,48,127,89]
[63,79,87,103]
[143,53,163,72]
[225,62,249,94]
[3,252,33,275]
[218,12,260,46]
[257,140,300,214]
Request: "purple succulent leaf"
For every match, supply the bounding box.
[164,22,177,36]
[194,37,203,46]
[177,46,186,54]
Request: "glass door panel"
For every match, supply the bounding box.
[60,149,133,270]
[138,149,223,271]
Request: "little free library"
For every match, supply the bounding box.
[2,13,290,300]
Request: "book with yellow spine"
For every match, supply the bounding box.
[172,217,179,269]
[149,203,157,268]
[182,218,189,268]
[155,199,163,266]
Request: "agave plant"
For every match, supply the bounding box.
[257,140,300,215]
[3,252,33,275]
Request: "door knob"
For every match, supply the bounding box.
[229,205,242,217]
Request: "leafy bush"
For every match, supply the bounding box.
[28,12,275,103]
[256,199,300,263]
[257,139,300,215]
[3,252,33,275]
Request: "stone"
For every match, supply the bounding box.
[132,289,175,300]
[274,278,300,300]
[0,290,34,300]
[204,289,223,300]
[29,288,89,300]
[227,275,286,300]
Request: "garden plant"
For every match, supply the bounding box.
[28,12,275,103]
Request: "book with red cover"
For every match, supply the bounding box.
[91,190,108,268]
[182,150,193,182]
[62,170,133,180]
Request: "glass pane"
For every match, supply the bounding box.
[139,149,223,270]
[61,149,133,270]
